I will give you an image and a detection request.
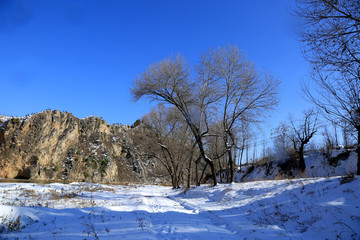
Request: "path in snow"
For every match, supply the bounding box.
[0,177,359,240]
[112,188,242,240]
[0,183,242,240]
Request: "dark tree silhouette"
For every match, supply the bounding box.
[288,110,318,172]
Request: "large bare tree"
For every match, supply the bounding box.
[131,55,220,186]
[131,46,280,185]
[203,46,279,182]
[295,0,360,174]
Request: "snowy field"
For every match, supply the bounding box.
[0,177,359,240]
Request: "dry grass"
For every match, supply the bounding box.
[19,189,38,198]
[49,190,78,200]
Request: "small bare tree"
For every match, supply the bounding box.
[288,110,318,172]
[322,124,336,153]
[272,122,292,161]
[341,120,356,148]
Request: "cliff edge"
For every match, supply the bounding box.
[0,110,165,183]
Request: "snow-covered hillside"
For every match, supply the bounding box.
[0,177,359,239]
[235,148,357,182]
[0,115,11,124]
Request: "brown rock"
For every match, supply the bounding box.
[0,110,166,184]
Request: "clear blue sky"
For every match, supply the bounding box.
[0,0,311,131]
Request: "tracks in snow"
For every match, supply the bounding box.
[168,194,242,236]
[132,189,241,239]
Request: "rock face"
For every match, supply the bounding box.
[0,110,165,183]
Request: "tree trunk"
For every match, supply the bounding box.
[239,140,245,170]
[228,148,235,183]
[188,124,217,186]
[187,143,197,188]
[227,131,236,183]
[218,158,223,183]
[187,157,192,188]
[298,144,306,172]
[196,137,217,186]
[171,175,177,189]
[177,169,183,188]
[195,160,200,186]
[246,142,249,165]
[199,162,208,184]
[208,160,217,186]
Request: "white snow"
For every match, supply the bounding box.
[0,115,12,123]
[0,115,31,127]
[0,177,359,239]
[305,150,357,177]
[235,149,358,182]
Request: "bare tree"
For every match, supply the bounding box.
[288,110,318,172]
[205,121,226,182]
[200,45,280,182]
[141,104,194,188]
[131,46,280,185]
[295,0,360,174]
[322,124,336,153]
[295,0,360,76]
[272,122,292,161]
[341,120,356,148]
[131,55,220,185]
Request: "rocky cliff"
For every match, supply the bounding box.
[0,110,166,183]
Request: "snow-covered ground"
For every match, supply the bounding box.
[0,177,359,240]
[235,148,357,182]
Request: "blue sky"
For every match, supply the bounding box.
[0,0,311,134]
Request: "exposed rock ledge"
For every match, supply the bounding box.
[0,110,166,184]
